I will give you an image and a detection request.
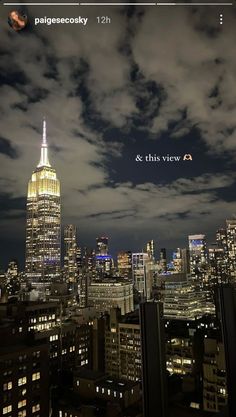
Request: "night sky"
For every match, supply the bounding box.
[1,1,236,269]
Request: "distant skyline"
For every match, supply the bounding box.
[1,4,236,268]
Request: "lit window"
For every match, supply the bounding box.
[50,334,58,342]
[3,382,12,391]
[18,377,27,386]
[108,389,111,395]
[32,372,40,381]
[18,410,27,417]
[96,386,99,392]
[120,393,123,398]
[32,404,40,413]
[18,399,27,408]
[77,380,80,386]
[3,405,12,414]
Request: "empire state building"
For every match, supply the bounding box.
[25,120,61,287]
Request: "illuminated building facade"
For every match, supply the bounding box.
[203,338,227,413]
[25,120,61,287]
[159,248,167,273]
[188,234,208,290]
[105,309,141,382]
[226,219,236,281]
[117,251,132,280]
[88,279,134,315]
[162,278,213,320]
[132,252,150,296]
[64,225,78,283]
[208,244,229,286]
[146,240,154,260]
[96,236,108,256]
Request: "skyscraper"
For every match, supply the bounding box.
[117,251,132,280]
[64,224,78,283]
[25,120,61,288]
[226,219,236,281]
[140,302,168,417]
[188,234,207,287]
[96,236,108,255]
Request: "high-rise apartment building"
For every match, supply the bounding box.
[203,338,227,413]
[105,308,141,382]
[25,120,61,288]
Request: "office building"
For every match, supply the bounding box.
[146,240,155,260]
[64,225,78,283]
[132,252,151,298]
[25,120,61,288]
[162,277,212,320]
[226,220,236,281]
[88,279,133,315]
[160,248,167,273]
[188,235,208,291]
[117,251,132,280]
[96,236,108,256]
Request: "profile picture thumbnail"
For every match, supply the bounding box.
[8,10,28,31]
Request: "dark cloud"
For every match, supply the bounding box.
[0,137,19,159]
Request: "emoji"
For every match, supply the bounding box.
[183,154,193,161]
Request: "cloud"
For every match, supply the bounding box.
[131,8,236,153]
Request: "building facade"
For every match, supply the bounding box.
[88,279,134,315]
[25,120,61,288]
[64,225,78,283]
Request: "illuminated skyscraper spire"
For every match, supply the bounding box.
[38,118,51,168]
[26,119,60,288]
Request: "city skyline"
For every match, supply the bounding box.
[1,5,236,268]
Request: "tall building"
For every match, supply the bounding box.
[208,244,229,286]
[203,338,227,413]
[64,225,78,283]
[159,248,167,273]
[88,279,134,315]
[117,251,132,280]
[105,308,141,382]
[132,253,151,298]
[162,277,210,320]
[25,120,61,288]
[146,240,154,261]
[188,234,207,290]
[96,236,108,256]
[140,302,168,417]
[217,285,236,417]
[226,219,236,281]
